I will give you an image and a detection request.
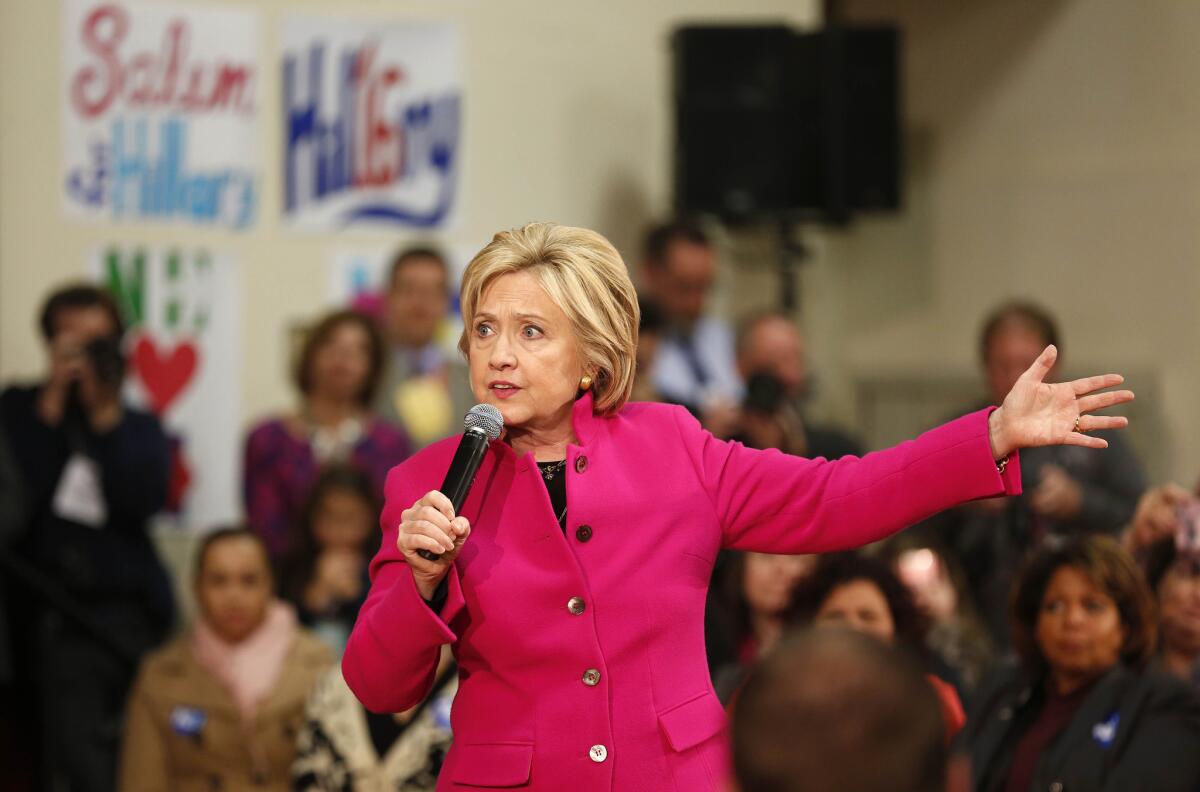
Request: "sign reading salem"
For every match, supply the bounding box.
[62,0,259,229]
[282,17,462,231]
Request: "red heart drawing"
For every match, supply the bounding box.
[132,335,199,414]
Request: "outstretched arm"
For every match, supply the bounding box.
[685,345,1134,555]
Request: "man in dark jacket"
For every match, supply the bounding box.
[934,302,1145,647]
[733,311,864,460]
[0,284,173,792]
[0,420,29,784]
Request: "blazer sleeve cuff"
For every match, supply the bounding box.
[369,564,464,655]
[982,406,1022,497]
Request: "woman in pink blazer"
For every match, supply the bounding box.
[342,223,1133,791]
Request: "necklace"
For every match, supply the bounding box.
[538,459,567,481]
[537,460,568,525]
[305,413,364,463]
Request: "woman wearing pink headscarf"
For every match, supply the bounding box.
[120,528,331,791]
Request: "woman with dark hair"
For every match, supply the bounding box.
[706,552,814,701]
[791,552,929,647]
[1143,534,1200,688]
[788,552,967,738]
[277,465,380,656]
[280,468,459,789]
[960,535,1200,792]
[120,527,332,791]
[244,310,410,559]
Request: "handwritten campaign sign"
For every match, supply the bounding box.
[62,0,259,229]
[281,16,462,231]
[93,246,241,530]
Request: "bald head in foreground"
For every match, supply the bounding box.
[732,629,947,792]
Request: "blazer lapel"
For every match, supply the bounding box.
[1034,667,1131,787]
[970,679,1036,792]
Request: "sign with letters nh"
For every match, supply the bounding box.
[92,245,241,530]
[281,16,462,231]
[62,0,260,229]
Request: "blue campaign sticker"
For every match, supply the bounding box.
[1091,711,1120,748]
[170,706,207,738]
[431,693,454,732]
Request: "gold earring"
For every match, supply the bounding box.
[579,375,593,391]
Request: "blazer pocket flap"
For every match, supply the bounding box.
[658,693,728,752]
[451,742,534,787]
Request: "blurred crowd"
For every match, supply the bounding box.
[1,220,1197,791]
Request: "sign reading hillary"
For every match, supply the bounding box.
[281,16,462,231]
[62,0,259,229]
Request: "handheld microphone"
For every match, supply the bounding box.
[416,404,504,561]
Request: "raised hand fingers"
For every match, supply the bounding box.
[1070,373,1125,397]
[1020,345,1058,384]
[1061,431,1110,450]
[1076,389,1135,414]
[1078,415,1128,433]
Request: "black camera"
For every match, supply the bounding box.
[84,335,126,388]
[743,371,787,415]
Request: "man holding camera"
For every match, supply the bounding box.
[734,311,864,460]
[0,284,172,792]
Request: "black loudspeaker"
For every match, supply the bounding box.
[673,25,901,224]
[673,26,802,220]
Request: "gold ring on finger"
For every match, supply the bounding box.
[1073,416,1082,433]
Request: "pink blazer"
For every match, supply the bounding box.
[343,394,1021,791]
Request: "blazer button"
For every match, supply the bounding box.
[582,669,601,686]
[575,524,593,542]
[589,744,608,763]
[567,597,586,615]
[575,455,588,473]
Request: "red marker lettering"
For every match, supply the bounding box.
[71,4,127,118]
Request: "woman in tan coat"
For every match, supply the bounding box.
[120,527,332,791]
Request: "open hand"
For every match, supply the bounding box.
[988,345,1134,459]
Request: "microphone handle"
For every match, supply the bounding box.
[416,427,490,561]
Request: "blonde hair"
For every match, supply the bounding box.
[459,223,640,415]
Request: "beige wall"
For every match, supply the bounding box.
[0,0,819,426]
[4,0,1195,491]
[729,0,1199,485]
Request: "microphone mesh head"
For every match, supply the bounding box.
[464,404,504,440]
